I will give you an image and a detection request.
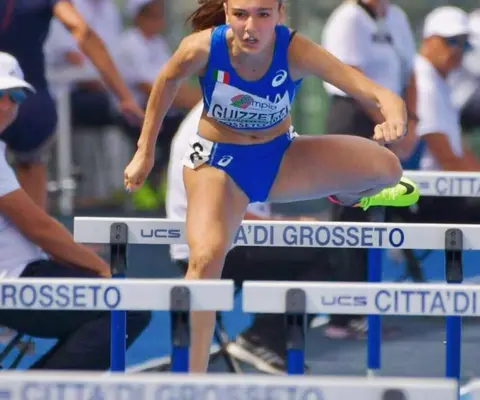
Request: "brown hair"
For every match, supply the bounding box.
[186,0,284,32]
[187,0,226,32]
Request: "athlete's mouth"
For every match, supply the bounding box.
[243,35,258,44]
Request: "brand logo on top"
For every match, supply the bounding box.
[272,70,288,87]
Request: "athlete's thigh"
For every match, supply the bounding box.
[268,134,397,202]
[183,165,249,255]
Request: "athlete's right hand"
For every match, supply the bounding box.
[124,150,155,192]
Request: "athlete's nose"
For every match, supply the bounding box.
[244,16,256,34]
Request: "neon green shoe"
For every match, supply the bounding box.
[357,176,419,211]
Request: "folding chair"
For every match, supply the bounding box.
[0,328,34,370]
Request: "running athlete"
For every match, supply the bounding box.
[0,0,144,209]
[124,0,420,372]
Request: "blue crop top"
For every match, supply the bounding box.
[199,24,302,131]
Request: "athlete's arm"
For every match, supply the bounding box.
[288,33,406,125]
[0,189,111,277]
[53,1,142,118]
[423,133,480,171]
[136,31,210,154]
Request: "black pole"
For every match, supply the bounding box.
[285,288,307,375]
[170,286,191,372]
[444,228,463,380]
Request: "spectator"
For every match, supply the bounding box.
[45,0,129,207]
[118,0,202,210]
[166,102,332,374]
[0,0,143,210]
[448,9,480,132]
[0,52,150,369]
[414,6,480,223]
[321,0,417,338]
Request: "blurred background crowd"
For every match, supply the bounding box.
[42,0,480,217]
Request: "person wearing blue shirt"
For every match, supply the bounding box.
[0,0,144,210]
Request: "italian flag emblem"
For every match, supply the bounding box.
[214,70,230,84]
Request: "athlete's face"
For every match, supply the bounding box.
[0,90,20,133]
[224,0,284,54]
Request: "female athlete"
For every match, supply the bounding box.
[124,0,419,372]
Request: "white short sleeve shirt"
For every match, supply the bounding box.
[322,2,415,97]
[0,142,47,277]
[415,55,463,171]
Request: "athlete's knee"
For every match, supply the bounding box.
[187,245,226,279]
[375,147,402,187]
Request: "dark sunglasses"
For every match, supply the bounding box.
[0,88,27,104]
[444,35,472,52]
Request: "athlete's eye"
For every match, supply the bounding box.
[259,12,271,18]
[233,11,246,18]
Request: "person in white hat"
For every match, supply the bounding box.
[117,0,202,209]
[0,51,150,370]
[413,6,480,223]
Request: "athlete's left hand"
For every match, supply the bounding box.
[373,120,407,144]
[119,98,145,126]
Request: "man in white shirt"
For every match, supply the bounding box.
[0,52,150,369]
[166,103,331,375]
[414,6,480,223]
[117,0,202,210]
[449,9,480,131]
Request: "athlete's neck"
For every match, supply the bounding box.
[229,37,275,71]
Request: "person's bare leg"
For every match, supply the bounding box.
[269,134,402,203]
[183,165,249,372]
[15,162,48,209]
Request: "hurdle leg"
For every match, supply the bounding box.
[170,286,190,373]
[110,223,128,372]
[285,288,307,375]
[444,229,463,381]
[367,207,385,376]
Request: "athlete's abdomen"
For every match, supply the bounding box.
[198,113,292,144]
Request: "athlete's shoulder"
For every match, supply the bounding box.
[175,29,213,65]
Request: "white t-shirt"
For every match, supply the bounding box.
[117,28,172,107]
[0,142,48,277]
[322,2,415,97]
[166,103,271,261]
[415,55,463,171]
[448,10,480,109]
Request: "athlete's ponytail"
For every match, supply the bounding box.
[187,0,226,32]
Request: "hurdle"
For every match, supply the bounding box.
[364,169,480,378]
[74,217,480,380]
[0,278,234,373]
[0,370,459,400]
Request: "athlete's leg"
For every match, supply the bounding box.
[269,134,402,203]
[183,165,249,372]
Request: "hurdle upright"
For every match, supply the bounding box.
[74,217,480,379]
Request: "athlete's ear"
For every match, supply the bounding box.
[278,3,285,24]
[224,1,230,24]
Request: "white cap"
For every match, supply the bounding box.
[423,6,470,39]
[0,52,35,93]
[126,0,152,19]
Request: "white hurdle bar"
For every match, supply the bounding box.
[405,170,480,197]
[0,371,459,400]
[74,218,472,379]
[0,278,233,373]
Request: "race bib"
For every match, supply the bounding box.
[182,134,215,169]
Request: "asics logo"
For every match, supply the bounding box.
[218,155,233,167]
[399,180,415,195]
[272,70,288,87]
